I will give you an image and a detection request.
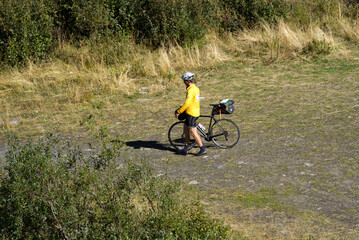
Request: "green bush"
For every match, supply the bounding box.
[288,0,342,26]
[302,40,333,57]
[220,0,290,30]
[0,132,230,239]
[0,0,356,66]
[118,0,217,46]
[55,0,114,40]
[0,0,54,65]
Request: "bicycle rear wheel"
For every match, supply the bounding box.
[211,119,240,149]
[168,121,195,150]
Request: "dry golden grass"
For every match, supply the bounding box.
[1,19,358,135]
[0,34,229,104]
[1,20,354,98]
[235,21,341,59]
[337,18,359,43]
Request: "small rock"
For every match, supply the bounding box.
[139,87,149,94]
[238,161,245,165]
[348,116,353,119]
[116,122,121,125]
[203,156,209,158]
[300,171,306,175]
[189,180,199,185]
[213,155,220,159]
[9,120,20,125]
[137,98,151,102]
[280,183,284,186]
[304,163,313,167]
[280,230,289,234]
[84,149,92,152]
[69,71,73,74]
[215,165,224,169]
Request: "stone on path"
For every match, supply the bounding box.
[137,98,151,102]
[139,87,149,94]
[189,180,199,185]
[9,120,20,125]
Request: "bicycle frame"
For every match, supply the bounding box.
[197,115,224,141]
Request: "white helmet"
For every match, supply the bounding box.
[182,72,195,81]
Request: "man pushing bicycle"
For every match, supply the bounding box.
[175,72,207,156]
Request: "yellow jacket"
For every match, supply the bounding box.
[177,84,200,117]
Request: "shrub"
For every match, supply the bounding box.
[288,0,342,26]
[302,40,332,57]
[0,0,54,65]
[124,0,217,46]
[220,0,290,30]
[0,0,356,66]
[54,0,114,41]
[0,132,230,239]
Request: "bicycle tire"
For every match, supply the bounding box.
[211,119,240,149]
[168,121,195,150]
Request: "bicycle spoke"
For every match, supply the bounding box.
[168,121,195,150]
[211,119,240,149]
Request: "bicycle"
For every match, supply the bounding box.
[168,102,240,150]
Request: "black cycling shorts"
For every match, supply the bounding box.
[183,113,198,128]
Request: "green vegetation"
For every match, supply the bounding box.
[1,0,359,239]
[1,0,358,65]
[0,131,230,239]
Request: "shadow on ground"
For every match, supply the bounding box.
[125,140,176,152]
[125,140,217,155]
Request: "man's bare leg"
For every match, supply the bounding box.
[189,127,207,156]
[189,127,203,147]
[184,124,190,146]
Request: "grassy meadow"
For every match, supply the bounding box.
[1,2,359,239]
[1,19,359,136]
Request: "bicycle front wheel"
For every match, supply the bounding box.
[211,119,240,149]
[168,121,195,150]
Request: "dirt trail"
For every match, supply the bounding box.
[127,128,359,230]
[1,126,358,238]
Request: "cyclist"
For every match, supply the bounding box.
[175,72,207,156]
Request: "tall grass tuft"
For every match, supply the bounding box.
[235,21,337,59]
[337,19,359,43]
